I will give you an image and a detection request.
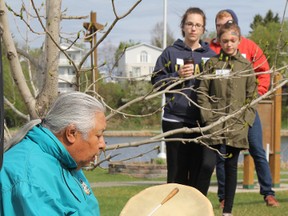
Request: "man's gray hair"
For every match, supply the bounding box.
[5,92,105,151]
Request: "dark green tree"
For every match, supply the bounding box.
[2,48,29,127]
[250,10,280,32]
[248,11,288,128]
[264,10,280,24]
[250,14,263,31]
[98,81,125,110]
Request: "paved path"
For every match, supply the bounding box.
[91,180,288,193]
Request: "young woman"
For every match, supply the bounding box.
[151,7,215,193]
[211,9,278,208]
[198,22,257,215]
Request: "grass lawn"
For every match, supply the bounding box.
[85,169,288,216]
[93,186,288,216]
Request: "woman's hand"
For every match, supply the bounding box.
[178,64,194,78]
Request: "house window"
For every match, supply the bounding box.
[132,67,141,78]
[58,82,75,89]
[68,53,76,60]
[68,68,75,75]
[58,82,76,94]
[58,68,66,75]
[149,66,154,74]
[140,51,148,63]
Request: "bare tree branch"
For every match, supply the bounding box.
[4,97,30,121]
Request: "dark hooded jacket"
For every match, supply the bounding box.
[151,39,216,125]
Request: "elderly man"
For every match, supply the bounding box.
[0,92,106,215]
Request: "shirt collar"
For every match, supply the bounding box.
[27,125,77,169]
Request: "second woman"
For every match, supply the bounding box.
[151,7,216,194]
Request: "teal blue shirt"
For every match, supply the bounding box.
[0,125,100,215]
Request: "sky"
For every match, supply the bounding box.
[5,0,288,48]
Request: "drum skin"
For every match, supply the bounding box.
[120,183,214,216]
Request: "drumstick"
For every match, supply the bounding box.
[147,187,179,216]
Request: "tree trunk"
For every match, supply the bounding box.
[36,0,62,117]
[0,0,37,119]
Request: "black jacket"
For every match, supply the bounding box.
[151,39,216,125]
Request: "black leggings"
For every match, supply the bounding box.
[162,120,216,195]
[194,146,217,195]
[162,120,202,185]
[223,146,241,214]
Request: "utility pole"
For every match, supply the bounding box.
[83,11,103,92]
[158,0,167,159]
[162,0,167,49]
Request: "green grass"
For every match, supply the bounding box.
[282,121,288,129]
[93,187,288,216]
[94,186,148,216]
[210,191,288,216]
[84,168,141,182]
[86,169,288,216]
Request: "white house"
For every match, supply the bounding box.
[117,43,163,82]
[58,43,84,93]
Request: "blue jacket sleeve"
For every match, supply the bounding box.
[10,182,77,215]
[4,181,100,216]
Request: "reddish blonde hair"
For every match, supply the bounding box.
[217,22,241,40]
[215,10,233,23]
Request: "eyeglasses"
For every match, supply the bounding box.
[185,22,203,29]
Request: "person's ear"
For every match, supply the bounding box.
[65,125,77,144]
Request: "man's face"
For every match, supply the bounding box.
[69,112,107,169]
[216,15,233,34]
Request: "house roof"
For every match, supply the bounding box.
[60,42,84,52]
[126,43,163,52]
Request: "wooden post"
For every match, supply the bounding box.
[270,73,282,187]
[243,100,273,188]
[91,12,98,92]
[242,72,282,188]
[83,11,103,92]
[243,151,255,189]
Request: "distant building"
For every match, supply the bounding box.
[58,43,84,93]
[117,43,163,82]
